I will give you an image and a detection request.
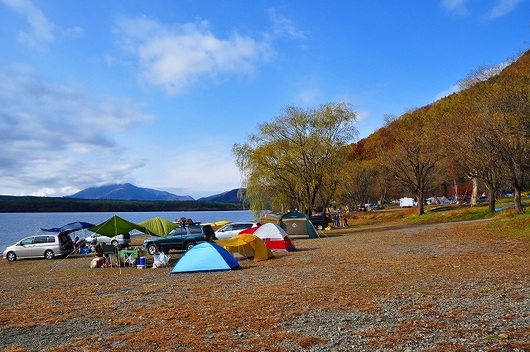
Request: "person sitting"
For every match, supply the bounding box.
[72,236,81,253]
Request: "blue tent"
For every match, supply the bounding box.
[170,242,240,274]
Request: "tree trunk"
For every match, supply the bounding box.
[471,177,478,206]
[416,191,425,216]
[513,188,525,214]
[487,188,496,213]
[453,178,459,203]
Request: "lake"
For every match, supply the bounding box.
[0,210,254,253]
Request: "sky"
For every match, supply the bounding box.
[0,0,529,199]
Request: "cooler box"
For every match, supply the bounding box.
[137,256,147,269]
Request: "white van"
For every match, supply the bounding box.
[399,197,415,207]
[3,233,74,261]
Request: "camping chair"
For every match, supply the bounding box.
[122,251,137,267]
[102,243,118,267]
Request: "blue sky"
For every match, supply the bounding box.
[0,0,528,199]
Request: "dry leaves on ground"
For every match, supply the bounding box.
[1,220,529,351]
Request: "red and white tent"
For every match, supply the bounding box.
[240,223,296,252]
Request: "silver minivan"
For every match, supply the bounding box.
[3,233,74,261]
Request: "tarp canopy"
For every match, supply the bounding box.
[41,221,95,235]
[215,234,273,262]
[170,242,240,273]
[88,215,150,237]
[139,217,179,237]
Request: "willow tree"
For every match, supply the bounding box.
[233,102,358,217]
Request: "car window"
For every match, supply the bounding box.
[34,236,48,244]
[171,227,186,236]
[20,237,34,245]
[188,226,202,234]
[234,223,252,230]
[221,225,234,232]
[47,236,56,243]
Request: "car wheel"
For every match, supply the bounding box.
[147,244,158,256]
[6,251,16,261]
[44,250,54,260]
[185,241,196,251]
[111,240,119,247]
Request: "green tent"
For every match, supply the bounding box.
[279,211,319,238]
[139,216,179,237]
[88,215,151,237]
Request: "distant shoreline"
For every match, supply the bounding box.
[0,195,243,213]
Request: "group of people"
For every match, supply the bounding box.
[332,214,348,227]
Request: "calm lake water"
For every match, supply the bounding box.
[0,210,254,253]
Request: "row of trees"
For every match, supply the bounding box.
[234,50,530,217]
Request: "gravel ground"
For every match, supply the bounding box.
[1,219,529,351]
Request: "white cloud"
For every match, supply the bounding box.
[0,64,154,196]
[440,0,523,18]
[267,8,307,40]
[488,0,523,18]
[1,0,54,48]
[114,17,273,95]
[440,0,469,15]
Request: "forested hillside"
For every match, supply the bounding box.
[347,49,530,215]
[0,196,242,213]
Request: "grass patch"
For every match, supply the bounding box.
[403,205,492,225]
[489,211,530,240]
[347,201,529,243]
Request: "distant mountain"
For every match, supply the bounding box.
[67,183,194,201]
[198,188,246,203]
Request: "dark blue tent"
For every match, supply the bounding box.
[170,242,240,274]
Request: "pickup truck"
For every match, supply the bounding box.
[143,223,216,255]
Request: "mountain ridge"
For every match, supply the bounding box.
[67,183,244,203]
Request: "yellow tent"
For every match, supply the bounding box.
[214,234,273,262]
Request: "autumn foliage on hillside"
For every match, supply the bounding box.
[344,49,530,215]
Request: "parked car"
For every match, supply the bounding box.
[143,224,216,255]
[214,222,258,240]
[477,196,488,203]
[3,233,74,261]
[310,214,331,230]
[84,232,131,248]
